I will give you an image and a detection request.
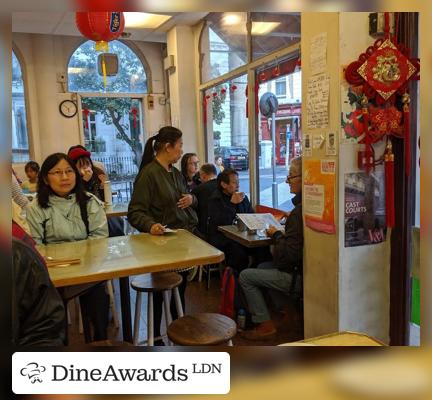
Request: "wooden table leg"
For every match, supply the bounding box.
[119,276,133,343]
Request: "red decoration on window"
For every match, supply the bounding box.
[130,107,138,129]
[203,94,211,124]
[82,108,90,129]
[230,84,237,92]
[212,92,218,98]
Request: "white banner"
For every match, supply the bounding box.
[12,352,230,394]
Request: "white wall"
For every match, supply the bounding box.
[167,26,199,155]
[338,13,390,343]
[12,33,168,179]
[301,13,391,343]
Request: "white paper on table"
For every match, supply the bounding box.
[164,228,178,233]
[236,213,284,231]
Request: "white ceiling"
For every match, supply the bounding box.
[12,12,208,43]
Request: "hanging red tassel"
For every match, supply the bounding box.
[203,94,210,124]
[130,107,138,129]
[402,92,411,176]
[82,108,90,129]
[384,139,395,228]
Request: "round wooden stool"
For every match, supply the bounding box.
[167,313,237,346]
[131,272,183,346]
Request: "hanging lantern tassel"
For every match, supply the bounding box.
[101,53,108,87]
[384,139,395,228]
[402,93,411,176]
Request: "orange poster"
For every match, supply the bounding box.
[303,159,336,234]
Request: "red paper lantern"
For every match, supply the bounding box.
[230,84,237,92]
[76,12,125,52]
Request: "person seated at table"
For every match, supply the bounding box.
[207,168,254,272]
[239,157,303,340]
[128,126,199,345]
[181,152,201,193]
[26,152,110,342]
[12,236,66,346]
[191,163,218,238]
[21,161,40,193]
[67,145,124,236]
[12,169,29,210]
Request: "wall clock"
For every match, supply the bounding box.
[59,99,78,118]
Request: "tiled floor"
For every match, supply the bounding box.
[67,271,304,346]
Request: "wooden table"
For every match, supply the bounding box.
[280,331,385,346]
[105,202,129,218]
[37,230,224,343]
[218,225,272,248]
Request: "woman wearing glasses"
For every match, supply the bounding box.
[180,152,201,192]
[26,153,109,342]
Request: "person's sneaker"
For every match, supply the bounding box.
[241,320,277,340]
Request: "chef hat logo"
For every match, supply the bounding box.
[20,362,46,383]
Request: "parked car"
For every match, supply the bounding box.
[217,146,249,171]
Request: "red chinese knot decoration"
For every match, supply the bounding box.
[344,12,420,228]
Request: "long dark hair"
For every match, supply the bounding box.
[180,153,197,181]
[37,153,90,209]
[139,126,182,172]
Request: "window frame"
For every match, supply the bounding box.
[12,44,33,163]
[198,41,300,206]
[66,39,153,94]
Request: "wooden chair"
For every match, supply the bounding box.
[167,313,237,346]
[131,272,183,346]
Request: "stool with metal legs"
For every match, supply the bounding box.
[131,272,183,346]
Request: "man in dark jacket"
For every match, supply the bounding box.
[239,157,303,340]
[12,237,66,346]
[192,163,218,238]
[207,168,254,271]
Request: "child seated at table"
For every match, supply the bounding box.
[21,161,39,193]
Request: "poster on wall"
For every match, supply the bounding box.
[344,170,387,247]
[340,83,364,142]
[304,159,336,234]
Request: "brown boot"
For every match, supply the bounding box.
[241,320,277,340]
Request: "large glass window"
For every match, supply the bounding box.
[251,13,301,61]
[204,74,249,197]
[256,59,301,210]
[200,13,248,83]
[68,40,147,93]
[12,51,30,163]
[68,40,147,202]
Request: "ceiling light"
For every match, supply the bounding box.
[124,13,171,29]
[252,22,280,35]
[222,13,242,26]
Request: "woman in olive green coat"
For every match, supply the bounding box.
[128,126,199,345]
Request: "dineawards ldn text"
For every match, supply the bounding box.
[51,363,222,382]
